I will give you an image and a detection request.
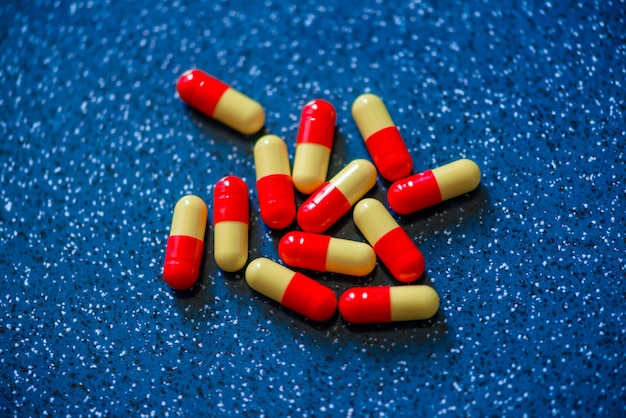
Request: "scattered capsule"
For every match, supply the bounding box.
[353,198,425,283]
[387,159,481,214]
[278,231,376,276]
[245,258,337,322]
[351,93,412,181]
[253,135,296,229]
[297,159,377,233]
[163,195,208,290]
[177,68,265,135]
[213,176,249,272]
[292,99,337,194]
[339,285,440,324]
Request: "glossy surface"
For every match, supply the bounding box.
[293,99,337,194]
[388,159,482,214]
[177,68,265,135]
[163,195,208,290]
[213,176,249,272]
[351,93,413,181]
[353,198,425,282]
[245,258,337,321]
[339,285,440,323]
[278,231,376,276]
[253,134,296,229]
[3,1,624,416]
[297,159,377,233]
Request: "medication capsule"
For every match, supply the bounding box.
[292,99,337,194]
[297,159,377,233]
[245,258,337,322]
[213,176,249,272]
[177,69,265,135]
[353,198,425,283]
[253,134,296,229]
[387,159,481,214]
[351,93,412,181]
[278,231,376,276]
[163,195,208,290]
[339,285,440,324]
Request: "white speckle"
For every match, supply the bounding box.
[4,201,11,212]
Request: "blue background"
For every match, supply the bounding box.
[1,0,625,416]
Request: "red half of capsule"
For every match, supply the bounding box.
[163,235,204,290]
[387,170,442,214]
[297,182,351,233]
[296,99,336,148]
[214,176,249,224]
[365,126,413,181]
[373,226,425,283]
[256,173,296,229]
[278,231,331,272]
[281,272,337,322]
[339,287,392,323]
[177,69,230,117]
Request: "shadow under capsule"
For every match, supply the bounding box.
[391,184,491,241]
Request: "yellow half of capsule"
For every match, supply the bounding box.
[214,221,248,272]
[351,93,395,140]
[214,88,266,135]
[432,159,482,201]
[293,143,331,194]
[245,257,292,302]
[331,159,378,205]
[170,195,208,240]
[352,198,399,245]
[390,286,440,321]
[254,134,291,179]
[326,238,376,276]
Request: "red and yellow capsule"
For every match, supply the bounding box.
[253,134,296,229]
[278,231,376,276]
[339,285,440,324]
[351,93,412,181]
[163,195,208,290]
[213,176,249,272]
[297,159,377,233]
[353,198,425,283]
[292,99,337,194]
[245,258,337,322]
[177,68,265,135]
[387,159,481,214]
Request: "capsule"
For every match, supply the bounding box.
[351,93,412,181]
[245,258,337,321]
[213,176,249,272]
[292,99,337,194]
[253,135,296,229]
[353,198,424,283]
[163,195,208,290]
[387,159,481,214]
[278,231,376,276]
[339,285,440,324]
[297,159,377,233]
[177,69,265,135]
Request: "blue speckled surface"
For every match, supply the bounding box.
[1,0,625,416]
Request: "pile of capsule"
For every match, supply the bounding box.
[164,69,481,325]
